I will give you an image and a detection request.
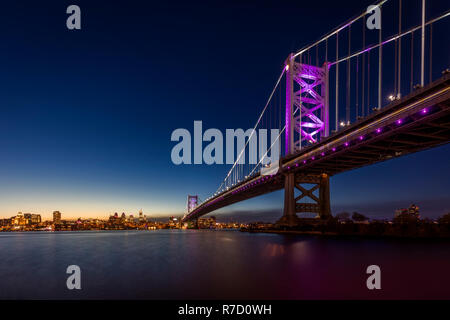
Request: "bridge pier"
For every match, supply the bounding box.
[277,172,331,226]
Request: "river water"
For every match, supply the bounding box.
[1,230,449,299]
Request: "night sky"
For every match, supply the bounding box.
[0,0,449,220]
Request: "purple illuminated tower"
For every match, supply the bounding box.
[285,54,329,155]
[279,54,331,226]
[187,195,198,213]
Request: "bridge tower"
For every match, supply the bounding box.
[183,195,199,225]
[187,195,198,213]
[279,54,331,226]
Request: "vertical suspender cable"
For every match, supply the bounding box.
[429,23,433,83]
[421,0,425,87]
[395,34,398,96]
[279,84,282,157]
[346,25,351,124]
[356,55,359,119]
[411,31,414,93]
[362,19,366,117]
[316,45,319,66]
[398,0,402,98]
[378,6,382,110]
[367,50,370,114]
[394,6,398,97]
[336,33,339,131]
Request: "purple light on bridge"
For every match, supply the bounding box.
[376,128,382,134]
[422,108,428,114]
[359,136,364,141]
[296,163,299,167]
[303,160,307,164]
[396,119,403,125]
[321,152,325,156]
[311,156,315,160]
[344,142,349,147]
[332,147,336,152]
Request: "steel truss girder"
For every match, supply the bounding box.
[278,172,331,226]
[293,63,329,150]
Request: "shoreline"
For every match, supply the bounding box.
[241,227,450,241]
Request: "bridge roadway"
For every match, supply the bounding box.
[183,73,450,222]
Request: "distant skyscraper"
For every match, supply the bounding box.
[53,211,62,224]
[14,212,25,226]
[31,214,41,224]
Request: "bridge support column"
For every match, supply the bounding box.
[278,173,300,226]
[277,173,331,226]
[319,173,331,218]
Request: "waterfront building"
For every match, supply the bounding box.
[22,213,41,225]
[198,216,216,229]
[23,213,32,225]
[168,216,179,228]
[395,204,420,219]
[0,218,12,227]
[53,211,62,224]
[13,212,26,226]
[31,214,41,224]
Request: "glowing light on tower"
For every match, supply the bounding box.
[187,195,198,213]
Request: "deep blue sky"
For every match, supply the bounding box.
[0,0,449,220]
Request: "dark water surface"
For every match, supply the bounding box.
[1,230,450,299]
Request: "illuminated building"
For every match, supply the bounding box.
[23,213,41,225]
[395,204,420,218]
[0,218,11,226]
[13,212,26,226]
[408,204,420,217]
[53,211,62,224]
[394,204,420,224]
[198,216,216,229]
[168,216,179,228]
[30,214,41,224]
[109,213,121,225]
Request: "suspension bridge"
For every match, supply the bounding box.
[182,0,450,226]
